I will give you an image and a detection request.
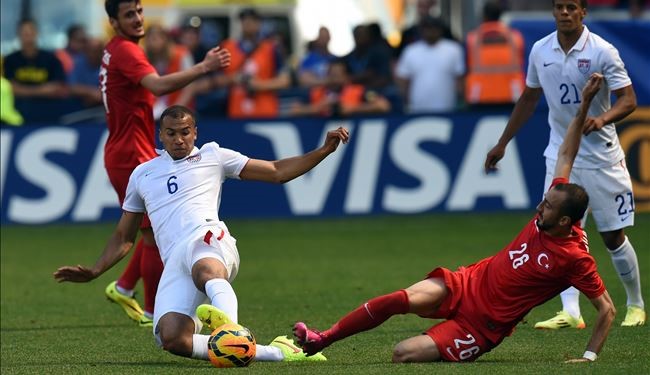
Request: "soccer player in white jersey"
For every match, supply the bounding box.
[484,0,644,328]
[54,105,350,363]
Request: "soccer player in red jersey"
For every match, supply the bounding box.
[294,73,616,363]
[100,0,230,326]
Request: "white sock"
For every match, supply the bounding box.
[560,287,581,319]
[116,284,134,297]
[191,334,210,360]
[254,344,283,361]
[144,311,153,319]
[205,278,238,324]
[609,236,644,308]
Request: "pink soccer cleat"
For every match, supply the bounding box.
[293,322,329,356]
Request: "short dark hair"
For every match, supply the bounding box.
[17,18,36,31]
[66,24,85,40]
[239,7,261,20]
[554,183,589,224]
[104,0,140,19]
[552,0,588,9]
[483,1,502,21]
[160,105,196,126]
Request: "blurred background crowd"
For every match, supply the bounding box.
[1,0,648,125]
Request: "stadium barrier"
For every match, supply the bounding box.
[1,109,648,224]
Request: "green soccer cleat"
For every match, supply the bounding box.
[195,304,233,331]
[534,311,586,330]
[139,315,153,327]
[621,305,646,327]
[270,335,327,362]
[105,281,144,323]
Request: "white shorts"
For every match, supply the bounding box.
[152,222,240,341]
[544,158,635,232]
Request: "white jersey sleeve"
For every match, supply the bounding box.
[601,43,632,91]
[525,40,543,88]
[395,47,414,79]
[217,146,249,179]
[122,166,146,213]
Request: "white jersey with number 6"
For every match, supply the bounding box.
[123,142,249,263]
[526,26,632,168]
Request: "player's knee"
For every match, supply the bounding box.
[392,341,417,363]
[159,328,192,357]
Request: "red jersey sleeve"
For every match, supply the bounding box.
[114,41,156,84]
[567,256,606,299]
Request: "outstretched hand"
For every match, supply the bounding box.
[53,265,97,283]
[202,46,231,73]
[581,73,604,135]
[484,143,506,173]
[323,127,350,153]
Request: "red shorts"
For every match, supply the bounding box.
[106,166,151,228]
[423,267,509,362]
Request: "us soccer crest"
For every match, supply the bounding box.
[577,59,591,74]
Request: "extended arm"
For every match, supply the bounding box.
[484,86,542,172]
[239,127,349,183]
[583,84,637,135]
[565,290,615,363]
[53,211,143,283]
[140,47,231,97]
[554,73,603,179]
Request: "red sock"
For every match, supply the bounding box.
[140,243,163,314]
[117,239,144,290]
[323,290,409,344]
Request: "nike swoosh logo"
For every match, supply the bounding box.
[273,340,301,353]
[620,215,631,222]
[446,347,458,360]
[543,62,554,67]
[225,343,251,352]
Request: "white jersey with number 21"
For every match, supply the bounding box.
[526,26,632,168]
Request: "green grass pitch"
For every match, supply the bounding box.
[1,213,649,374]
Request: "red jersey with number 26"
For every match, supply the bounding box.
[100,36,157,169]
[464,177,605,343]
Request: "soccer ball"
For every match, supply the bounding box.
[207,323,256,368]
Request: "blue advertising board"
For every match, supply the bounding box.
[1,109,648,225]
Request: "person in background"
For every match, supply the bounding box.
[395,16,464,113]
[145,24,195,119]
[3,19,67,100]
[220,7,290,118]
[344,24,392,91]
[177,20,209,70]
[291,58,391,117]
[297,26,336,88]
[67,38,104,107]
[56,24,88,75]
[465,1,525,106]
[0,57,24,126]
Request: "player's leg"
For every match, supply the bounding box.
[586,161,645,326]
[392,334,441,362]
[189,228,318,362]
[534,159,584,329]
[139,224,163,326]
[294,277,448,355]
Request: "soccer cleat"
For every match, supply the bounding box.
[139,315,153,327]
[293,322,329,356]
[196,304,233,331]
[105,281,144,323]
[270,335,327,362]
[534,311,586,330]
[621,305,646,327]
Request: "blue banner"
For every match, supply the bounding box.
[1,110,648,225]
